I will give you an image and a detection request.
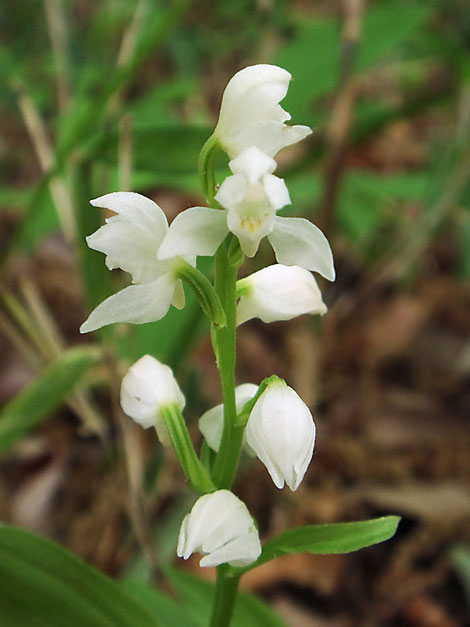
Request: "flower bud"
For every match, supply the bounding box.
[199,383,258,452]
[214,64,311,159]
[237,264,327,325]
[120,355,185,445]
[245,380,315,490]
[177,490,261,568]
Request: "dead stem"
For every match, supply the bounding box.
[318,0,365,235]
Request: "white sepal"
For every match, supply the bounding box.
[199,383,258,453]
[214,64,312,158]
[120,355,185,445]
[176,490,261,568]
[237,264,327,325]
[268,216,335,281]
[245,380,315,491]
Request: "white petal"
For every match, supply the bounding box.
[158,207,228,260]
[262,174,291,211]
[214,174,246,209]
[222,121,312,160]
[269,216,335,281]
[171,279,185,310]
[86,216,163,284]
[200,528,261,568]
[229,147,276,184]
[199,383,258,452]
[90,192,168,239]
[120,355,184,444]
[237,265,327,325]
[79,274,175,333]
[177,490,260,567]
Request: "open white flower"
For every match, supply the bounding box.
[246,380,315,491]
[199,383,258,453]
[214,64,312,159]
[80,192,193,333]
[177,490,261,568]
[120,355,185,445]
[158,147,335,280]
[237,264,327,325]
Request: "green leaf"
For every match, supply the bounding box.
[166,568,286,627]
[0,525,160,627]
[124,579,199,627]
[0,346,102,453]
[238,516,400,574]
[450,545,470,604]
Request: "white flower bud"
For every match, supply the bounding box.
[120,355,185,446]
[214,64,312,159]
[237,264,327,325]
[246,380,315,491]
[177,490,261,568]
[199,383,258,453]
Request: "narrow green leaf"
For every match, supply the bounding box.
[0,525,160,627]
[0,346,102,453]
[238,516,400,574]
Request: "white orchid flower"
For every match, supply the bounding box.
[237,264,327,325]
[177,490,261,568]
[199,383,258,453]
[120,355,185,446]
[214,64,312,159]
[80,192,193,333]
[245,379,315,491]
[158,147,335,280]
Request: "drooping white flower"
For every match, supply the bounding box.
[80,192,193,334]
[158,147,335,281]
[120,355,185,446]
[245,380,315,491]
[199,383,258,453]
[177,490,261,568]
[214,64,312,159]
[237,264,327,325]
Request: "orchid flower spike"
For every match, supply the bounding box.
[214,64,312,159]
[80,192,194,333]
[177,490,261,568]
[199,383,258,454]
[237,264,327,325]
[246,379,315,491]
[158,146,335,280]
[120,355,185,446]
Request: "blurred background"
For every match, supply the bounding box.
[1,0,470,625]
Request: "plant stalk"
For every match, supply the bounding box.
[209,566,240,627]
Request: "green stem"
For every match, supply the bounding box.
[209,566,240,627]
[198,133,219,205]
[211,242,242,489]
[161,405,215,493]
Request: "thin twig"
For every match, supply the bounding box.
[13,82,78,244]
[107,353,158,579]
[318,0,365,235]
[19,278,107,436]
[119,114,133,192]
[43,0,71,111]
[108,0,150,116]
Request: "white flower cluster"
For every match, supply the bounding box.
[81,64,336,569]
